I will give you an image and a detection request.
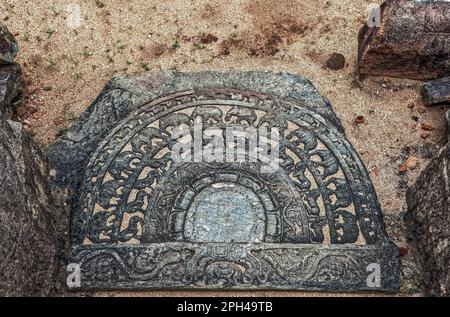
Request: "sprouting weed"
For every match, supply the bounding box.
[171,35,180,51]
[46,28,56,38]
[82,47,93,58]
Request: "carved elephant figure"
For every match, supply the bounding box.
[258,112,288,132]
[225,106,257,125]
[131,127,167,154]
[159,113,192,134]
[193,106,223,124]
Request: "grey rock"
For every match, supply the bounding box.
[401,264,414,280]
[384,212,407,242]
[0,119,59,296]
[0,63,22,119]
[325,53,346,70]
[406,143,450,296]
[47,71,400,292]
[422,76,450,106]
[0,22,18,65]
[399,260,421,295]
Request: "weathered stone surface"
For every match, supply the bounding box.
[358,0,450,80]
[406,122,450,296]
[0,22,18,65]
[0,119,59,296]
[47,71,400,292]
[0,63,22,119]
[422,76,450,106]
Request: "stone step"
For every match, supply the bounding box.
[46,71,400,292]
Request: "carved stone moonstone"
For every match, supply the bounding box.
[46,71,400,292]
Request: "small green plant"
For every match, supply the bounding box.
[66,111,78,122]
[57,127,68,136]
[82,47,93,58]
[28,129,36,137]
[45,57,56,69]
[138,44,145,50]
[412,268,422,290]
[22,32,30,42]
[70,58,80,66]
[126,59,133,65]
[171,35,180,51]
[193,43,206,50]
[116,41,125,50]
[95,0,105,8]
[46,28,56,38]
[141,62,150,71]
[51,7,60,17]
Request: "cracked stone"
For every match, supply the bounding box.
[422,76,450,106]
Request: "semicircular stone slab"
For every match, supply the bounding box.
[46,71,400,292]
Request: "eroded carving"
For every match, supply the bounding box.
[48,72,399,292]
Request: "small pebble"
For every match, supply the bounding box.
[371,166,380,177]
[354,115,365,125]
[398,164,407,173]
[16,106,27,117]
[421,123,434,131]
[398,246,409,257]
[417,107,426,114]
[406,156,419,170]
[325,53,346,70]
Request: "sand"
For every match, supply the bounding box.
[1,0,447,296]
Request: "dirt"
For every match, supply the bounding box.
[1,0,448,296]
[220,17,308,57]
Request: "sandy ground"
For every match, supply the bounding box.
[2,0,448,296]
